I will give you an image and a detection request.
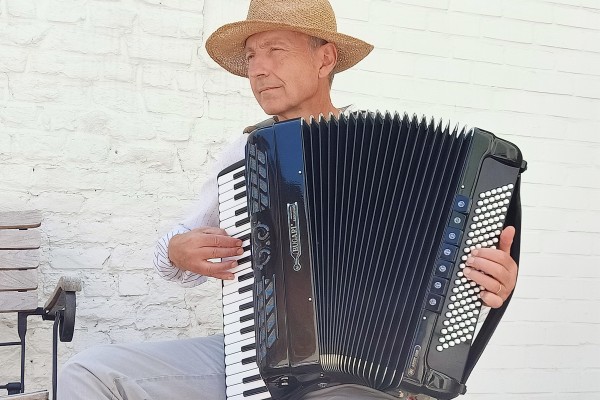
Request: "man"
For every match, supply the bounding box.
[59,1,518,399]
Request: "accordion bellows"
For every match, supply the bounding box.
[224,111,525,400]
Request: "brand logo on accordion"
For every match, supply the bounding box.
[287,202,302,271]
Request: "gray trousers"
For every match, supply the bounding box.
[58,335,428,400]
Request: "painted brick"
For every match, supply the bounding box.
[118,272,150,296]
[369,1,430,30]
[89,2,137,30]
[0,44,28,72]
[139,0,205,13]
[0,22,50,47]
[42,27,121,55]
[29,51,102,81]
[38,0,86,23]
[139,8,203,39]
[6,0,36,18]
[126,34,195,64]
[448,0,503,16]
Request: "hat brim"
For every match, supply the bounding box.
[205,20,374,77]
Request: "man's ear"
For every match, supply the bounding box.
[318,42,338,79]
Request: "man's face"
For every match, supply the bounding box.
[244,30,322,119]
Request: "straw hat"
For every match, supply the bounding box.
[205,0,374,77]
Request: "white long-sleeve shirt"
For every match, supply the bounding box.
[153,133,250,287]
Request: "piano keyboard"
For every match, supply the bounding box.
[218,162,271,400]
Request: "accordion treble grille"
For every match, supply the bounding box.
[302,113,471,389]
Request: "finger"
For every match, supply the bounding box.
[200,245,244,260]
[479,291,504,309]
[196,233,243,249]
[465,254,509,286]
[212,271,236,281]
[195,226,229,236]
[462,267,504,298]
[498,226,515,254]
[470,247,516,276]
[200,259,238,277]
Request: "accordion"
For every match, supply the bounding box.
[218,111,526,400]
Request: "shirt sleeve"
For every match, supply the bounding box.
[153,134,248,287]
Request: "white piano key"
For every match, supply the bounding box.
[223,306,253,326]
[223,273,255,296]
[224,318,254,336]
[224,337,255,356]
[218,185,246,203]
[223,297,254,316]
[224,326,255,346]
[228,389,270,400]
[219,176,245,195]
[225,366,261,386]
[221,248,251,264]
[222,289,253,306]
[225,347,256,366]
[225,222,251,237]
[225,358,258,376]
[221,214,250,231]
[217,165,244,186]
[219,196,247,214]
[226,379,266,397]
[220,205,248,222]
[223,259,253,286]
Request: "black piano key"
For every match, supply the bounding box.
[233,169,245,180]
[241,342,256,352]
[242,373,262,384]
[237,256,251,265]
[234,191,247,201]
[243,386,269,397]
[239,301,253,311]
[239,284,253,294]
[238,271,254,282]
[235,216,250,227]
[234,180,246,190]
[235,206,248,216]
[240,324,255,335]
[240,313,254,323]
[241,355,257,365]
[239,232,251,242]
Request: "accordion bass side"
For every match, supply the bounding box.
[242,111,526,399]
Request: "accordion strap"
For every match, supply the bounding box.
[463,175,523,381]
[243,117,277,134]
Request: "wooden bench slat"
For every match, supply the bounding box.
[0,269,37,291]
[0,230,41,250]
[0,249,40,270]
[0,211,42,229]
[0,290,38,312]
[0,390,49,400]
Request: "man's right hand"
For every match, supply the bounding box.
[168,227,243,280]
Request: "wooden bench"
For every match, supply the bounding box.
[0,211,82,400]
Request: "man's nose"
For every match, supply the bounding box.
[247,55,270,78]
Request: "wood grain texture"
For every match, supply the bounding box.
[0,249,40,270]
[0,229,41,250]
[0,390,49,400]
[0,211,42,229]
[0,269,37,291]
[44,276,82,312]
[0,290,38,312]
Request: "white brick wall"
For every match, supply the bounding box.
[0,0,598,398]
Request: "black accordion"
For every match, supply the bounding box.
[218,111,526,400]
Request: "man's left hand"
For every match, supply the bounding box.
[462,226,518,309]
